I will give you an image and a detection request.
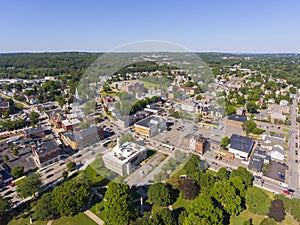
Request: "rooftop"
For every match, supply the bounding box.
[135,115,166,128]
[229,134,254,153]
[228,114,247,123]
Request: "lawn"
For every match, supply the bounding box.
[230,210,265,225]
[52,213,97,225]
[138,80,161,89]
[82,165,110,187]
[8,218,47,225]
[90,200,106,221]
[172,194,192,210]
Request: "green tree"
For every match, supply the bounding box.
[211,180,243,216]
[104,182,135,225]
[216,168,228,181]
[13,148,19,157]
[245,187,271,215]
[230,167,253,188]
[52,181,90,216]
[220,136,229,148]
[10,166,24,179]
[246,101,258,113]
[66,161,76,172]
[35,192,58,220]
[62,171,68,180]
[16,173,42,198]
[192,171,216,194]
[3,155,9,162]
[0,195,10,218]
[229,176,246,197]
[184,155,200,177]
[184,195,224,225]
[148,182,171,206]
[29,111,40,126]
[119,134,136,145]
[226,105,236,115]
[153,208,175,225]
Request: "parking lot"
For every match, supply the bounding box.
[264,161,288,182]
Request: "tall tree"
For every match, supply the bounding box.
[216,168,228,181]
[0,195,10,219]
[16,173,42,198]
[104,182,135,225]
[268,199,286,222]
[148,182,171,206]
[211,180,243,216]
[35,192,58,220]
[10,166,24,179]
[184,195,224,225]
[179,178,198,200]
[184,155,200,177]
[230,167,253,188]
[52,181,90,216]
[153,208,175,225]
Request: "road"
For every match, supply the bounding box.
[287,96,300,190]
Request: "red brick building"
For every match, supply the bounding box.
[182,134,208,155]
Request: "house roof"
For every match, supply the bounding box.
[248,155,264,172]
[135,116,165,128]
[228,114,247,123]
[229,134,254,153]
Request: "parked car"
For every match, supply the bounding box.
[283,190,291,195]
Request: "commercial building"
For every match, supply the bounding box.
[23,126,45,139]
[248,149,270,172]
[182,134,208,155]
[227,114,247,126]
[134,116,167,138]
[62,126,104,150]
[32,139,67,168]
[61,118,81,131]
[0,165,13,185]
[120,81,144,93]
[228,134,255,160]
[103,142,147,176]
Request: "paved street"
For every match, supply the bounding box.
[287,96,300,190]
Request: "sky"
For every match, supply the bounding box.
[0,0,300,53]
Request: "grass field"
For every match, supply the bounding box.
[172,194,192,210]
[82,165,109,187]
[8,218,47,225]
[52,213,97,225]
[90,200,106,221]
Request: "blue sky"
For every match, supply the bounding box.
[0,0,299,53]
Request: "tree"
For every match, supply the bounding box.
[16,173,42,198]
[289,86,297,94]
[184,155,200,177]
[246,101,258,113]
[268,199,286,222]
[148,182,171,206]
[67,161,76,172]
[119,134,136,145]
[179,178,198,200]
[230,167,253,188]
[62,171,68,180]
[35,192,58,220]
[216,168,228,181]
[211,180,243,216]
[29,111,40,126]
[245,187,271,215]
[3,155,9,162]
[104,182,135,225]
[13,148,19,157]
[184,195,224,225]
[10,166,24,179]
[167,176,181,190]
[226,105,236,115]
[220,136,229,148]
[52,181,90,216]
[192,171,215,194]
[153,208,175,225]
[229,176,246,198]
[0,195,10,218]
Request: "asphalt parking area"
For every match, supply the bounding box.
[264,161,287,182]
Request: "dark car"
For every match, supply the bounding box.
[46,174,54,179]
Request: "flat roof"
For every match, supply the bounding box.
[228,114,247,123]
[135,115,165,128]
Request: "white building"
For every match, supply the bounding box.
[269,145,285,161]
[103,142,147,176]
[228,134,255,160]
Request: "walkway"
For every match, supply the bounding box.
[84,210,104,225]
[47,220,53,225]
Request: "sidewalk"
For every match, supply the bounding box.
[84,210,104,225]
